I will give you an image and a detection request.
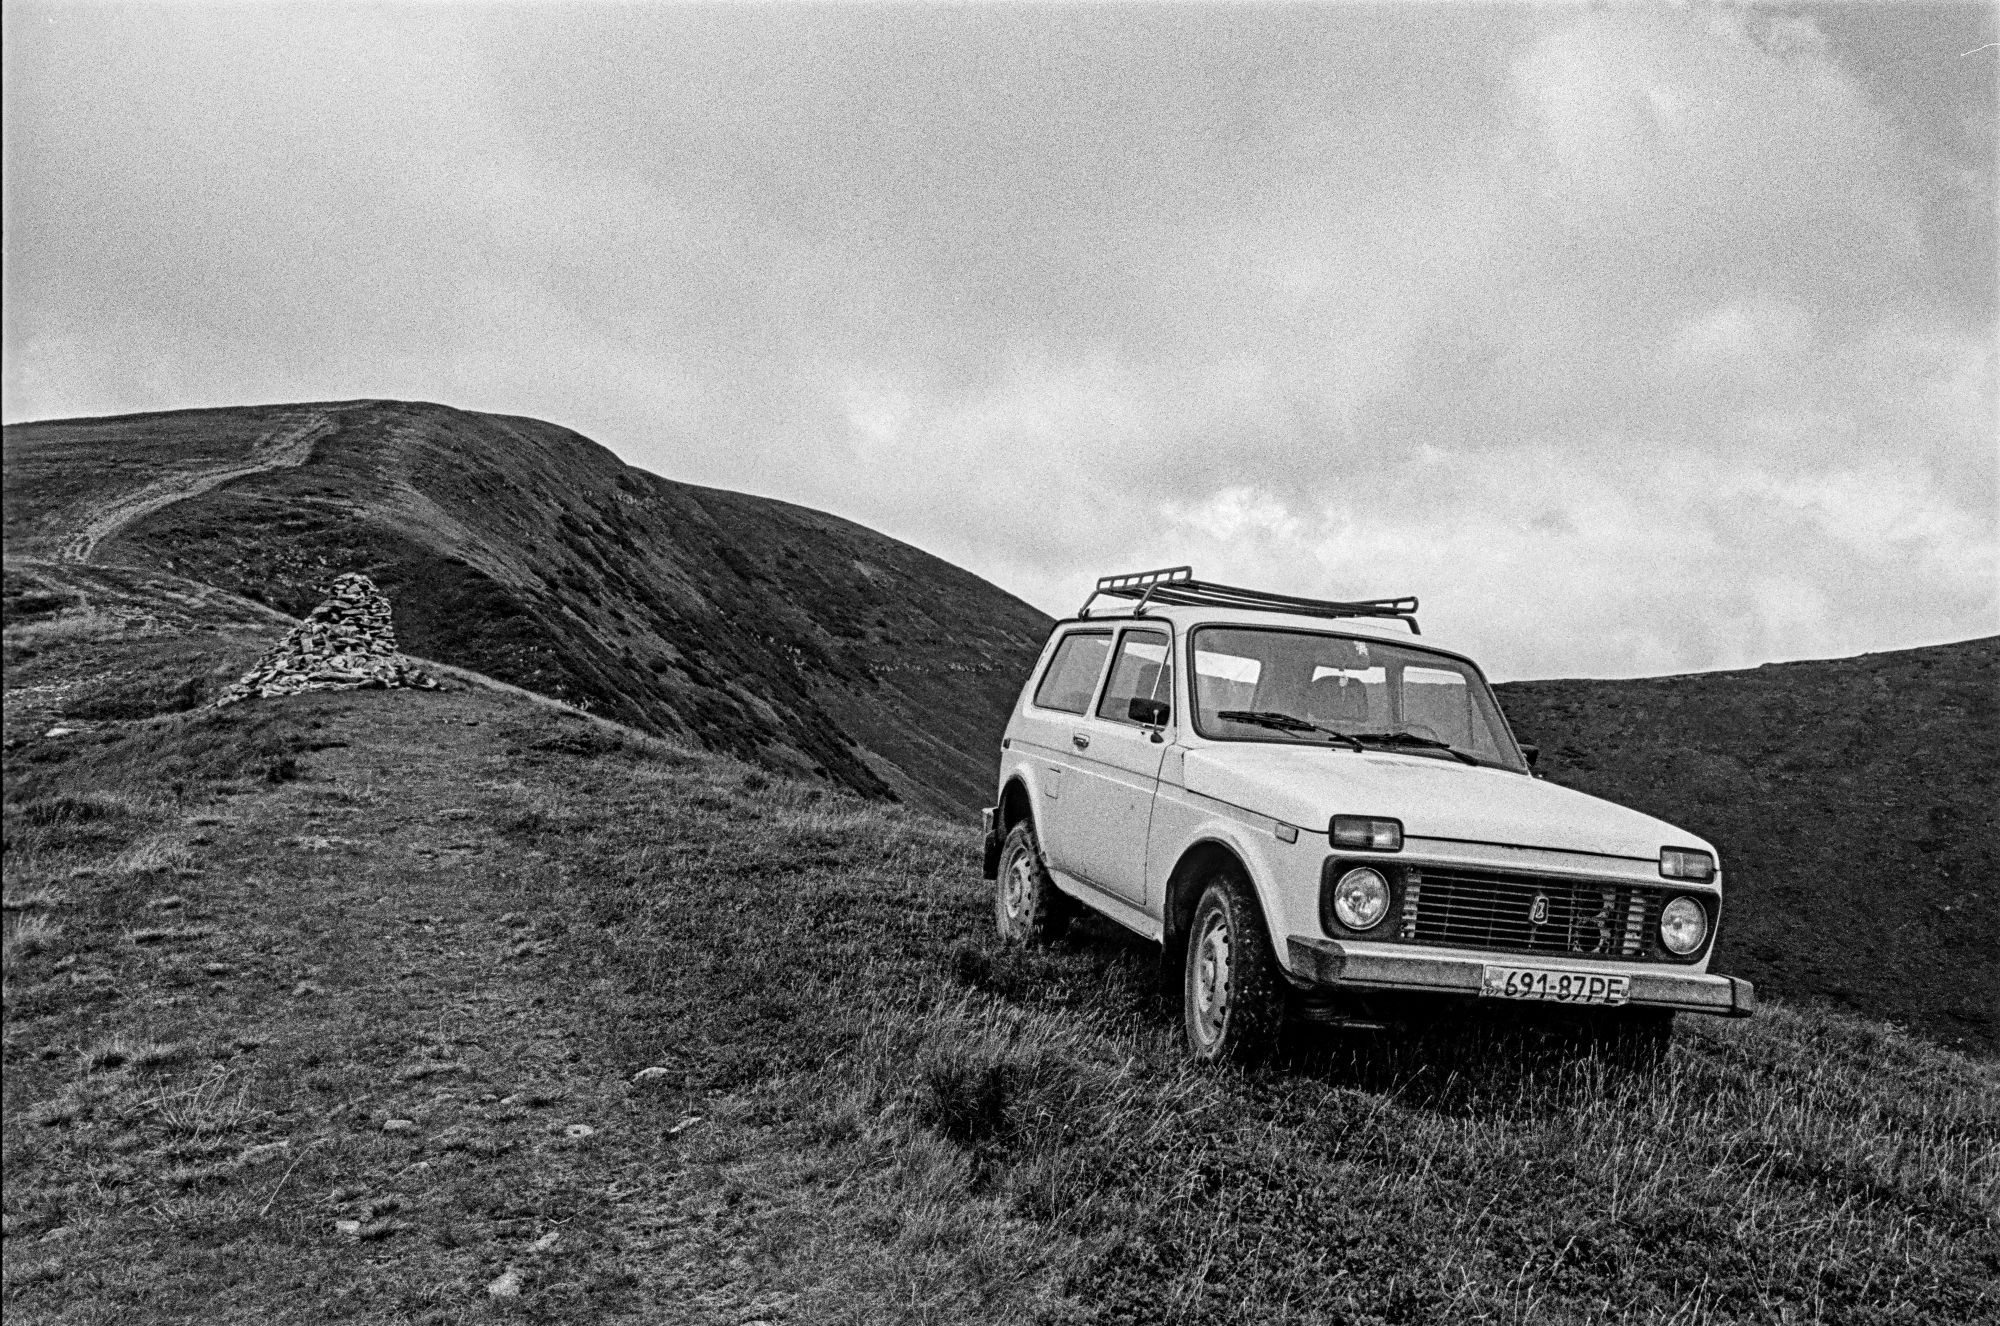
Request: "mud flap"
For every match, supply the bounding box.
[981,808,1001,880]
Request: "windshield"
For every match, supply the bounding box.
[1191,626,1527,772]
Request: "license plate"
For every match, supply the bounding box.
[1480,966,1630,1006]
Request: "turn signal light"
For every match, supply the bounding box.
[1660,847,1716,882]
[1330,815,1403,852]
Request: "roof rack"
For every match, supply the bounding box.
[1079,565,1421,634]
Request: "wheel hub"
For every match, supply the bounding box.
[1003,855,1033,924]
[1192,911,1232,1046]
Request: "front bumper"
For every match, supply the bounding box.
[1285,935,1756,1018]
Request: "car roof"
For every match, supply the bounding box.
[1062,601,1471,659]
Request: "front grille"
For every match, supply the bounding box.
[1398,866,1662,960]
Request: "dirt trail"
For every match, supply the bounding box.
[60,410,336,564]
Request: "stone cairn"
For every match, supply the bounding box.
[216,572,438,706]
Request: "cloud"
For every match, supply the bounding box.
[4,3,1993,678]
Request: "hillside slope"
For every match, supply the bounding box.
[3,582,1995,1325]
[2,401,1053,819]
[1496,637,1999,1057]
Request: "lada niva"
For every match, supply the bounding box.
[982,567,1755,1063]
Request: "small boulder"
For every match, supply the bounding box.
[381,1118,417,1134]
[631,1067,670,1084]
[487,1267,524,1299]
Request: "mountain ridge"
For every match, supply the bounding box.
[4,399,1053,820]
[1496,635,1998,1055]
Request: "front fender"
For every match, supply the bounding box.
[1154,793,1322,973]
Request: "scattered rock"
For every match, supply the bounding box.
[487,1267,524,1299]
[215,573,438,706]
[291,981,326,997]
[381,1118,418,1134]
[40,1227,75,1243]
[631,1066,671,1084]
[498,912,528,928]
[564,1124,595,1139]
[530,1231,561,1252]
[202,963,231,975]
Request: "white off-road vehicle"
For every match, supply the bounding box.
[983,568,1754,1063]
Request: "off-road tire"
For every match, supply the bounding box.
[1182,871,1286,1063]
[994,821,1073,945]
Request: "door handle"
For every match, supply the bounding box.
[1072,733,1090,750]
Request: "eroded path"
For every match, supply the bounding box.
[60,410,336,564]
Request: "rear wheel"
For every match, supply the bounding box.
[1182,871,1286,1063]
[994,821,1073,944]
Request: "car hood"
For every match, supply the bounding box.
[1180,744,1711,861]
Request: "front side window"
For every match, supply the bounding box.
[1191,626,1526,772]
[1096,630,1172,723]
[1033,631,1112,714]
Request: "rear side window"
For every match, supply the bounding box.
[1034,632,1112,713]
[1096,631,1172,722]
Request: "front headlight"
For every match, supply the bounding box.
[1659,896,1709,955]
[1332,867,1391,930]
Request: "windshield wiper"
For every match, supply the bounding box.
[1215,710,1365,752]
[1347,731,1482,766]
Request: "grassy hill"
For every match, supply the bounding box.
[3,401,1053,820]
[3,569,1996,1324]
[1495,638,1999,1058]
[5,400,1993,1056]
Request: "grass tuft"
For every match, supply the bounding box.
[2,912,63,971]
[113,839,194,878]
[920,1048,1013,1150]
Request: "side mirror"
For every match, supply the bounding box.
[1128,697,1170,727]
[1519,742,1540,769]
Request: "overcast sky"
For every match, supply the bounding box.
[4,2,1995,679]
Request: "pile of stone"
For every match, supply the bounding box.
[216,572,438,706]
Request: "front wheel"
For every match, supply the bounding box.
[1182,872,1286,1063]
[994,821,1073,944]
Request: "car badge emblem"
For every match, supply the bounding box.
[1529,894,1550,925]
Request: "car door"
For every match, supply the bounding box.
[1058,626,1173,906]
[1013,627,1114,855]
